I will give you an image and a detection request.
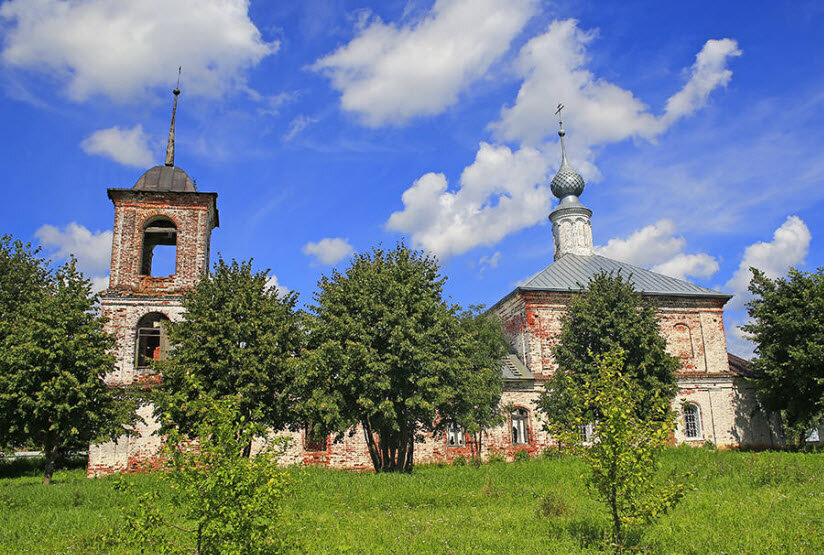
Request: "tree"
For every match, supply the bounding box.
[537,272,679,424]
[743,267,824,443]
[120,395,291,554]
[0,256,134,484]
[447,306,508,462]
[548,350,688,549]
[0,235,49,342]
[297,243,504,473]
[155,258,302,451]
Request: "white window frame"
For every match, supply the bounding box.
[511,408,530,445]
[683,403,702,440]
[446,424,465,447]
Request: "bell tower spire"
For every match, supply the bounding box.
[548,104,594,260]
[164,67,181,167]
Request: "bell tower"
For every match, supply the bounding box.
[100,82,219,386]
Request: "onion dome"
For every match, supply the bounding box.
[550,123,585,200]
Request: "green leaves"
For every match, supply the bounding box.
[744,267,824,441]
[154,257,303,437]
[547,350,687,548]
[120,396,291,554]
[296,243,506,472]
[537,271,679,425]
[0,241,135,484]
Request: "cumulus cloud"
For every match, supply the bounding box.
[491,20,740,147]
[0,0,276,101]
[302,238,355,266]
[35,222,112,292]
[80,125,155,167]
[313,0,536,126]
[595,219,719,281]
[724,215,811,309]
[265,274,290,297]
[386,18,740,258]
[387,142,550,258]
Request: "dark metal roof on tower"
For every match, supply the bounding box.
[134,68,197,193]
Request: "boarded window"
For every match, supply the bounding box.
[135,313,170,369]
[511,408,529,445]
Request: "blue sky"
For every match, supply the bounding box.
[1,0,822,357]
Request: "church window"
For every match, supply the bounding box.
[578,422,595,444]
[140,217,177,276]
[683,403,702,440]
[135,313,170,370]
[511,408,530,445]
[303,423,328,452]
[447,424,465,447]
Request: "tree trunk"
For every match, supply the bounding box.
[610,484,622,550]
[43,436,58,485]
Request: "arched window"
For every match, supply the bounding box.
[140,217,177,276]
[511,408,530,445]
[447,424,465,447]
[683,403,702,440]
[135,313,170,369]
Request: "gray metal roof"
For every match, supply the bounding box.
[501,354,534,381]
[134,165,196,192]
[520,254,731,299]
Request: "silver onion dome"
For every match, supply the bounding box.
[550,126,585,200]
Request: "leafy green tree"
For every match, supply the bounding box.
[548,350,688,549]
[120,394,291,554]
[0,256,134,484]
[743,267,824,443]
[537,272,679,423]
[447,306,508,462]
[0,235,49,342]
[155,258,302,451]
[297,244,504,473]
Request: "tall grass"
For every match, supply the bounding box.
[0,447,822,553]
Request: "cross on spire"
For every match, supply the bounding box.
[164,67,182,167]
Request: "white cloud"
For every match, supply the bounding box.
[265,274,290,297]
[302,237,355,265]
[313,0,536,126]
[479,251,501,270]
[724,215,811,309]
[386,20,741,258]
[80,125,154,167]
[651,253,719,281]
[387,142,550,258]
[491,20,741,147]
[0,0,276,101]
[595,219,719,281]
[35,222,112,292]
[282,115,318,142]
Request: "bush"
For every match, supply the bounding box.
[537,492,568,518]
[514,449,531,462]
[486,451,506,464]
[451,455,467,467]
[118,397,291,554]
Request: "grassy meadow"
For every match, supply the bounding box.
[0,447,822,553]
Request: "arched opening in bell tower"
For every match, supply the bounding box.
[140,217,177,277]
[135,312,171,370]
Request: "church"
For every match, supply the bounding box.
[88,91,780,476]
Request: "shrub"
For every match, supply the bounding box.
[537,492,568,518]
[486,451,506,464]
[514,449,531,462]
[451,455,467,467]
[118,396,291,554]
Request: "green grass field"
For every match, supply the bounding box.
[0,447,822,553]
